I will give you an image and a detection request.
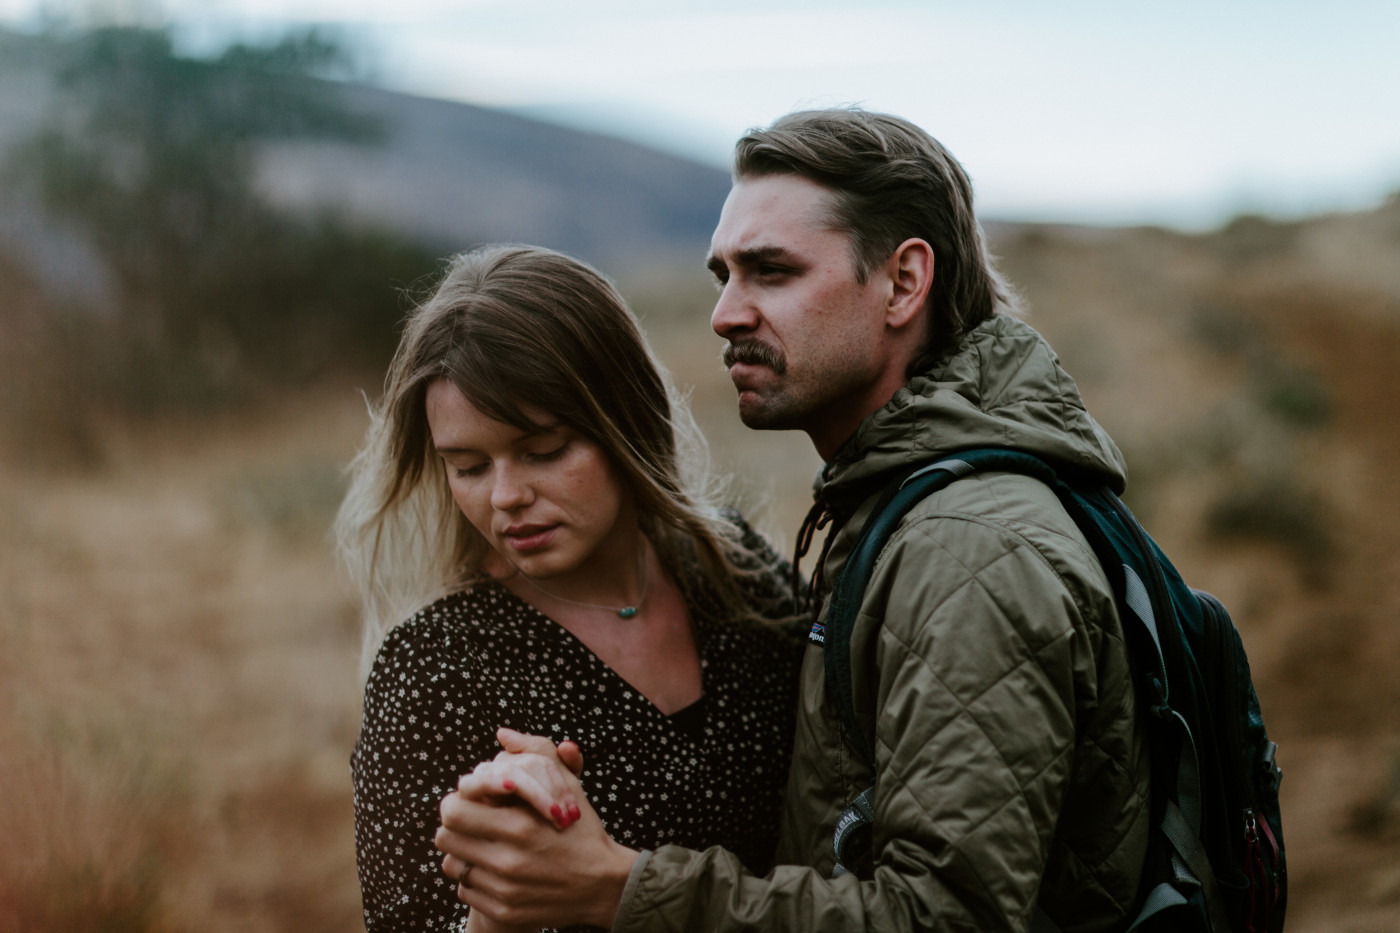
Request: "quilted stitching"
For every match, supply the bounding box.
[618,316,1149,932]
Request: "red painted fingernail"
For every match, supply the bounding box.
[550,803,563,822]
[568,804,581,822]
[502,779,515,791]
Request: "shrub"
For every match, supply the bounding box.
[1255,361,1331,427]
[1205,475,1333,584]
[0,26,440,466]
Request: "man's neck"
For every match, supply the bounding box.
[808,370,913,461]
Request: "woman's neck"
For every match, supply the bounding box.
[488,531,652,618]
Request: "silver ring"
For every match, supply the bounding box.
[457,862,473,887]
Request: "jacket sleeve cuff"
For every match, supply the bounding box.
[610,848,652,931]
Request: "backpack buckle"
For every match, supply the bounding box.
[1261,741,1283,793]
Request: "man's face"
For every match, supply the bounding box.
[707,173,893,456]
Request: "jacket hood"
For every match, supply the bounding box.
[819,314,1127,512]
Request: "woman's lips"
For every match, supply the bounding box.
[503,524,558,553]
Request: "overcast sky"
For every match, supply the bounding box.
[5,0,1398,228]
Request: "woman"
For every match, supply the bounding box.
[337,244,804,933]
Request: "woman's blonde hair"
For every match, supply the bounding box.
[336,244,753,678]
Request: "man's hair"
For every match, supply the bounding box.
[733,108,1018,370]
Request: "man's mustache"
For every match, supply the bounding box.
[721,339,787,375]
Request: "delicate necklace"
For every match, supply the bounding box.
[515,553,649,619]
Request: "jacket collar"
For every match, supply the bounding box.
[815,314,1128,517]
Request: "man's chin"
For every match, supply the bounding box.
[736,392,795,431]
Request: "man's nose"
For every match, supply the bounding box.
[711,282,758,339]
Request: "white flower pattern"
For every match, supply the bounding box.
[351,527,805,933]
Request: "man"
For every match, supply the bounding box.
[437,108,1150,931]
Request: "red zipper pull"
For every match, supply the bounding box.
[1244,809,1264,933]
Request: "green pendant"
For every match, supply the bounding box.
[617,606,638,619]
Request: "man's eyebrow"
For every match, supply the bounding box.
[707,245,794,274]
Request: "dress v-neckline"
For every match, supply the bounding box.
[487,580,707,718]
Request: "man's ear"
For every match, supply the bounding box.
[884,238,935,330]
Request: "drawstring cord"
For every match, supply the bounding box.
[793,497,838,622]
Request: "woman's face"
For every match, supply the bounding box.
[424,378,636,584]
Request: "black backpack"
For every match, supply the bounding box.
[817,447,1286,933]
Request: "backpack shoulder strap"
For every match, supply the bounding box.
[823,448,1077,876]
[822,448,1061,769]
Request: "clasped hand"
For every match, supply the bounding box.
[435,727,638,930]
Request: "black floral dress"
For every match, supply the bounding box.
[351,534,804,933]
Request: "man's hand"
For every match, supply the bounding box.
[436,730,639,929]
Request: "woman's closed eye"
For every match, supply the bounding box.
[525,441,571,464]
[451,460,488,478]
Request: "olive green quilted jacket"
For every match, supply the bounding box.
[613,315,1151,932]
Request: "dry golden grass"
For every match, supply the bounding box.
[0,393,368,932]
[3,203,1399,931]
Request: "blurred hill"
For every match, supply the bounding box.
[0,24,727,466]
[0,25,731,290]
[253,84,732,274]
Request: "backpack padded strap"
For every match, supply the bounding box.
[1161,799,1232,933]
[822,458,976,770]
[1126,883,1192,931]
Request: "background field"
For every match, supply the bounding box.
[2,25,1399,933]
